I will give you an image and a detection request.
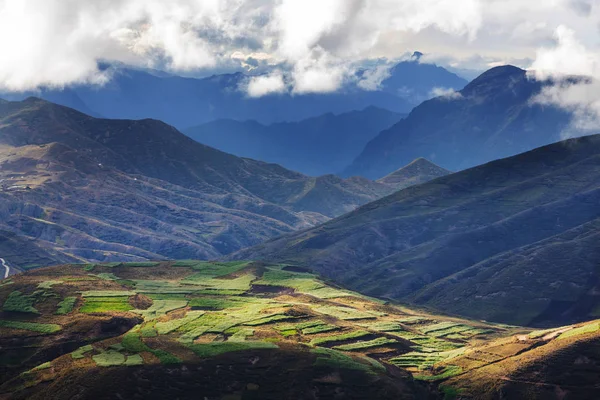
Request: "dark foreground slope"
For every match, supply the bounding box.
[233,135,600,327]
[343,65,574,179]
[1,262,598,399]
[0,98,394,268]
[185,107,404,176]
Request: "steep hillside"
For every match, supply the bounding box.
[232,135,600,327]
[185,107,404,176]
[0,98,394,268]
[377,158,451,189]
[1,261,597,399]
[343,65,574,179]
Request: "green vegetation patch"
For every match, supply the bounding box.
[32,361,52,371]
[558,322,600,341]
[37,280,62,289]
[359,321,404,332]
[314,305,381,320]
[80,296,133,313]
[133,280,196,294]
[189,297,239,310]
[182,273,256,292]
[55,296,77,315]
[0,320,61,334]
[92,350,126,366]
[312,347,380,374]
[81,290,137,297]
[2,291,39,314]
[397,316,429,325]
[243,314,294,326]
[188,341,278,358]
[124,354,144,365]
[309,330,370,346]
[134,299,188,320]
[125,262,160,268]
[302,324,339,335]
[71,344,94,359]
[122,327,180,364]
[414,365,463,381]
[94,273,119,281]
[333,337,398,351]
[228,328,255,342]
[419,322,464,334]
[254,268,324,292]
[0,278,14,287]
[389,352,447,369]
[274,320,340,335]
[155,311,204,335]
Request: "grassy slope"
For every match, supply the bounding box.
[0,261,597,399]
[232,135,600,327]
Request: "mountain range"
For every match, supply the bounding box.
[1,59,466,130]
[184,107,405,176]
[343,65,574,179]
[232,134,600,327]
[0,98,441,270]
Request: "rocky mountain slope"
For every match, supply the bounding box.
[232,135,600,327]
[184,107,404,176]
[0,98,397,269]
[343,65,574,179]
[377,158,451,189]
[1,261,598,399]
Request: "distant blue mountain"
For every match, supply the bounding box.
[380,60,468,103]
[343,66,575,179]
[1,60,468,129]
[185,107,405,176]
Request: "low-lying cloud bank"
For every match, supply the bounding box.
[0,0,599,120]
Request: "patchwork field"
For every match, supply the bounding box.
[0,261,599,399]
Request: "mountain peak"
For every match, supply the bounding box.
[377,157,451,188]
[465,65,526,88]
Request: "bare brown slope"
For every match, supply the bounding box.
[0,98,394,267]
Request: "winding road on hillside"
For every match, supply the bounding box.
[1,258,10,279]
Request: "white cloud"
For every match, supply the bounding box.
[246,72,287,97]
[357,63,393,91]
[430,87,463,99]
[1,0,600,97]
[530,25,600,135]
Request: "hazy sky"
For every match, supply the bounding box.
[0,0,598,96]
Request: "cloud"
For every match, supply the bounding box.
[1,0,599,96]
[246,72,287,97]
[356,63,393,91]
[430,87,463,99]
[530,25,600,136]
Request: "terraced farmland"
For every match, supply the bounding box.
[1,261,599,399]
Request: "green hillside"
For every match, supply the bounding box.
[1,261,598,399]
